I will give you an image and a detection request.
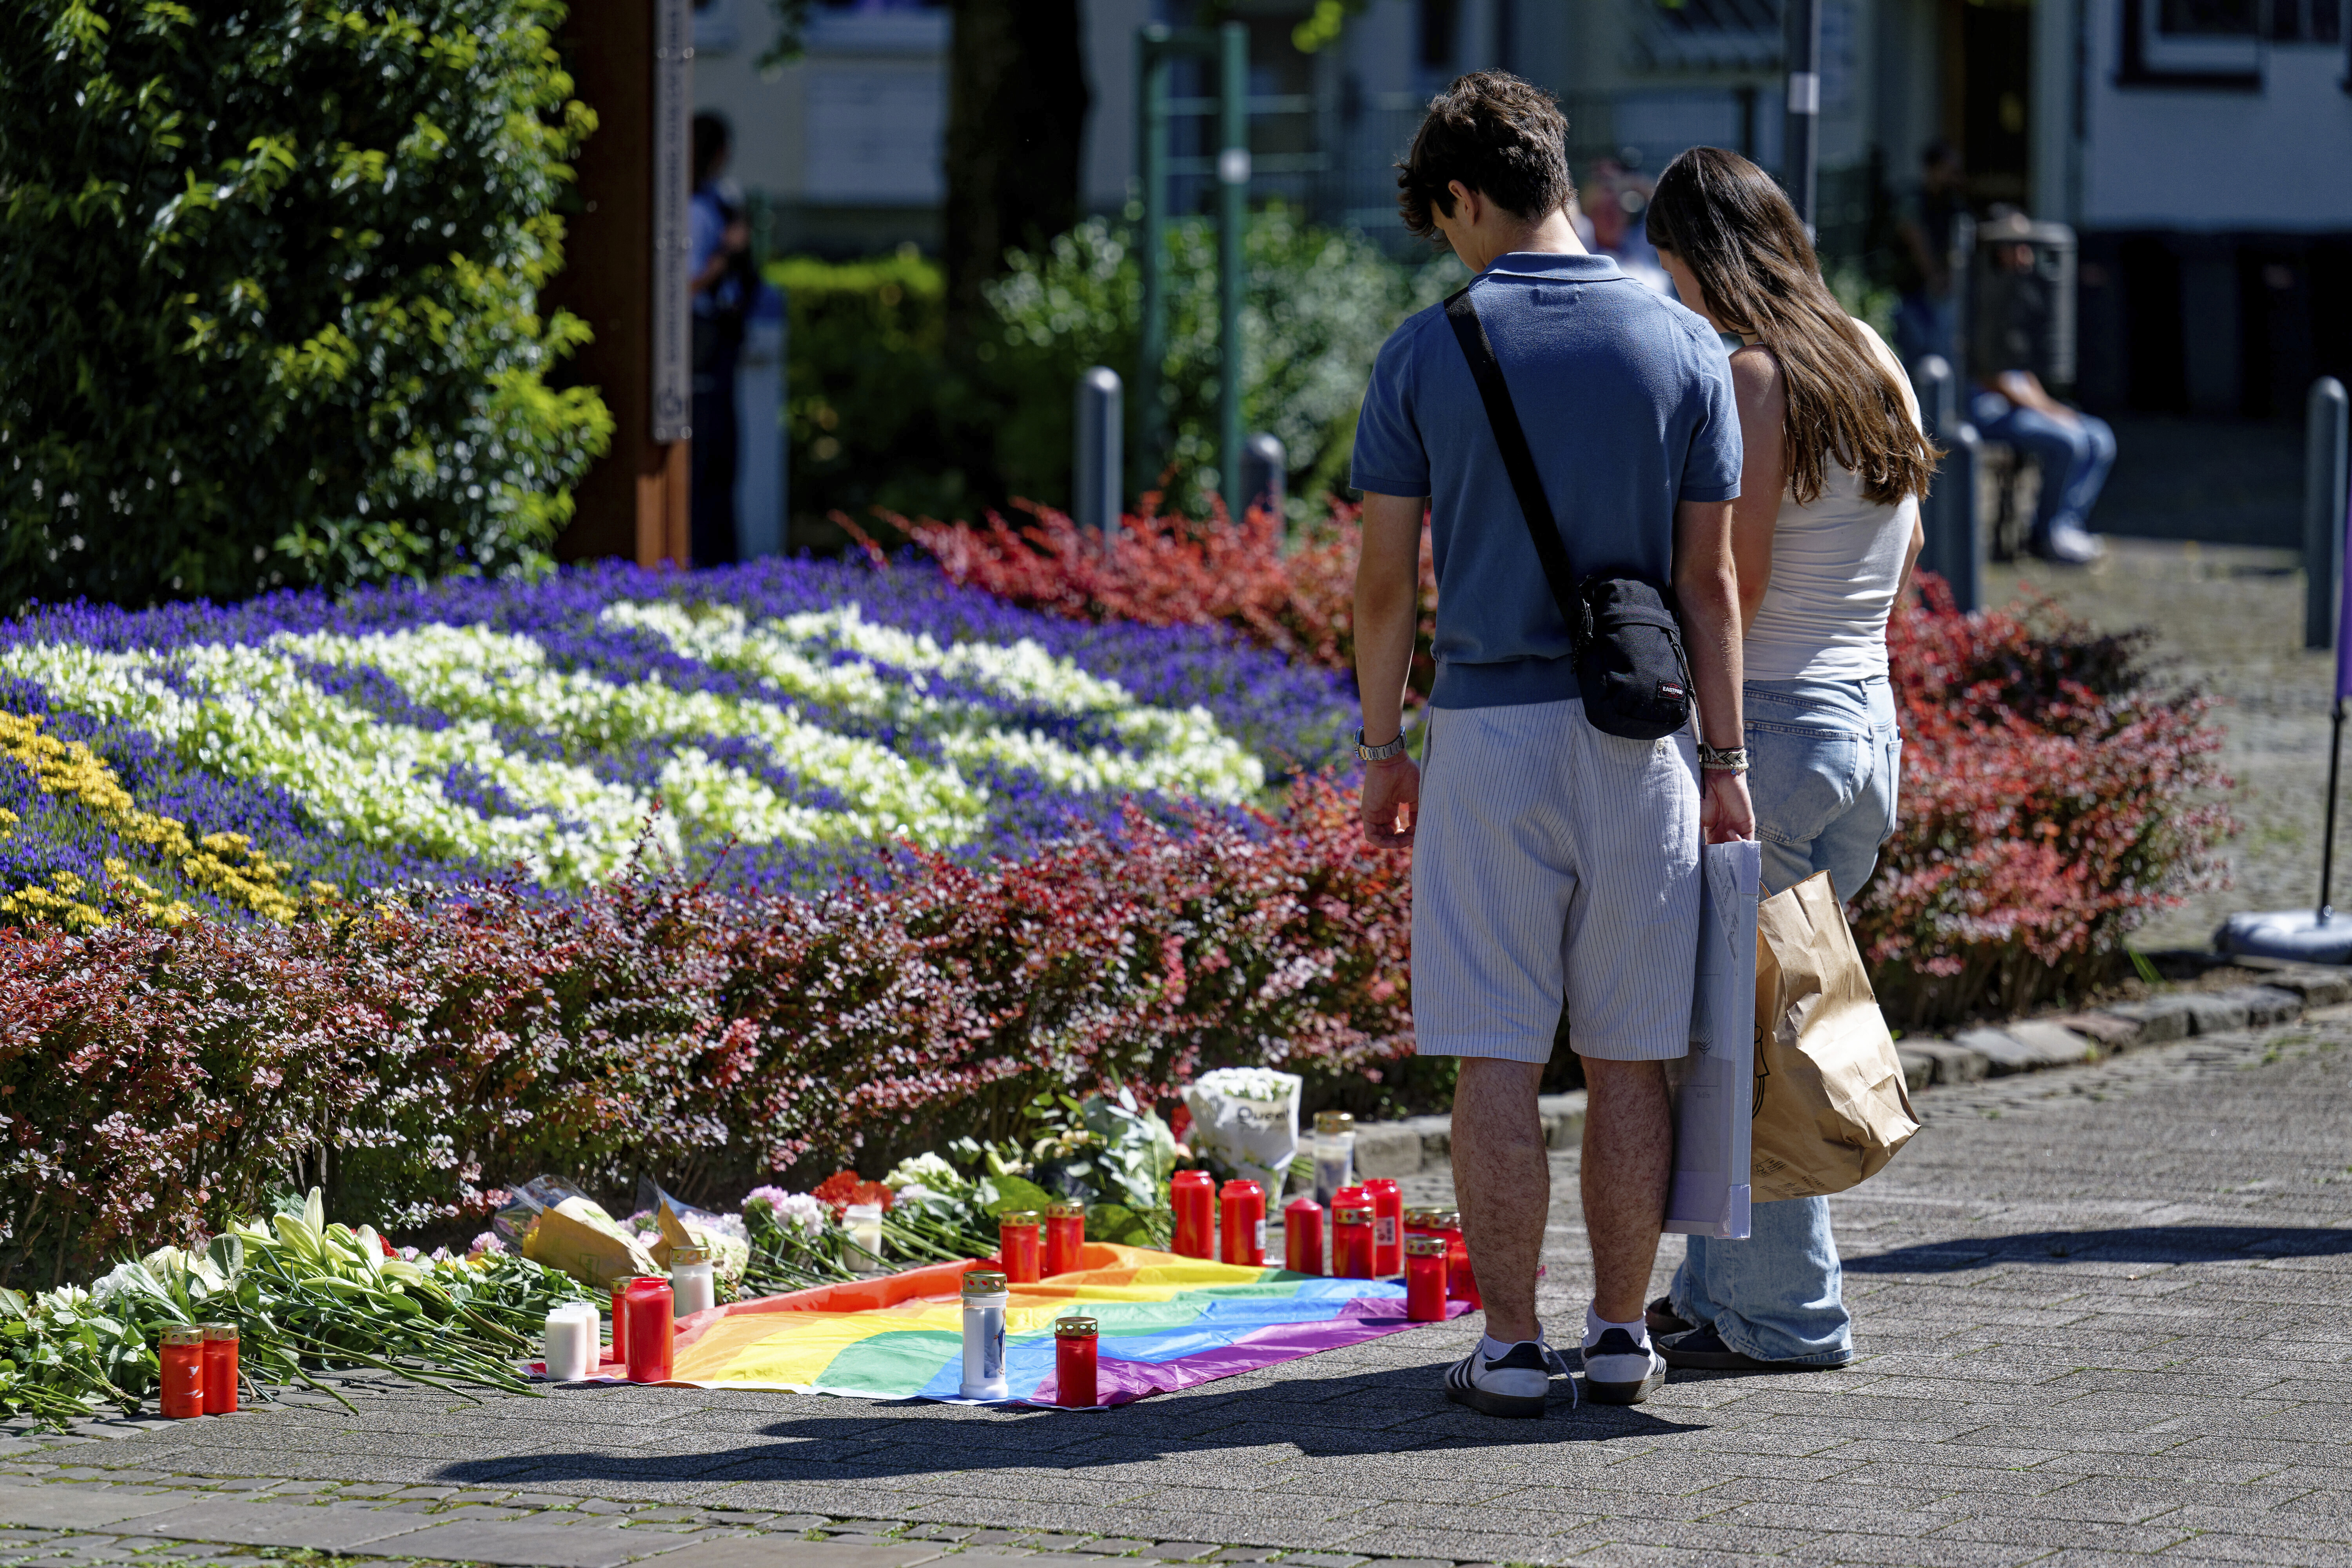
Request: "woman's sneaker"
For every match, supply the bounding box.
[1442,1340,1556,1419]
[1581,1326,1668,1405]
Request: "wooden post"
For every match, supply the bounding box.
[548,0,692,568]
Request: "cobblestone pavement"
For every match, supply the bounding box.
[1983,539,2334,953]
[7,1011,2352,1566]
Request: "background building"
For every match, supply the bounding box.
[692,0,2352,544]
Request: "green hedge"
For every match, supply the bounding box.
[0,0,612,608]
[774,209,1457,531]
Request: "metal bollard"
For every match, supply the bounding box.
[1073,367,1123,535]
[1239,432,1286,524]
[1913,355,1981,613]
[2305,376,2349,651]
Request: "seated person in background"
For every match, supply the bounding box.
[1970,211,2113,566]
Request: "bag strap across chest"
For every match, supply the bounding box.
[1442,284,1590,649]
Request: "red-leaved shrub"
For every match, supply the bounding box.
[1854,577,2233,1025]
[0,780,1412,1284]
[904,497,2236,1031]
[900,496,1439,701]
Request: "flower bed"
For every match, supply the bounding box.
[0,557,1351,913]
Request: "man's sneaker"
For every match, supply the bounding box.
[2029,522,2104,566]
[1442,1340,1552,1419]
[1645,1295,1693,1338]
[1658,1324,1850,1373]
[1581,1326,1668,1405]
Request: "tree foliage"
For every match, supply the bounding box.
[0,0,614,608]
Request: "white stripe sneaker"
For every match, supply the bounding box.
[1581,1326,1668,1405]
[1442,1340,1555,1419]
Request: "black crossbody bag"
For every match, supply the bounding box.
[1443,285,1697,742]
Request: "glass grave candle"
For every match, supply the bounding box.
[1283,1196,1325,1275]
[624,1276,675,1383]
[1332,1204,1376,1279]
[960,1270,1010,1400]
[1054,1313,1100,1408]
[1365,1178,1404,1276]
[1044,1202,1086,1276]
[1170,1170,1216,1258]
[200,1322,239,1415]
[999,1210,1044,1284]
[159,1327,205,1418]
[1405,1235,1449,1322]
[1218,1180,1265,1267]
[1312,1111,1356,1203]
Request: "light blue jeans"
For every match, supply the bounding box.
[1971,392,2117,543]
[1671,674,1901,1367]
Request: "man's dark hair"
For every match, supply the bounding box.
[1395,72,1574,240]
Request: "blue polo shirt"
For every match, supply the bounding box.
[1350,252,1742,709]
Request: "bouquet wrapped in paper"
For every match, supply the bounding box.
[1181,1067,1303,1198]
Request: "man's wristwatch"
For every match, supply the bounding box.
[1355,728,1408,764]
[1698,743,1750,773]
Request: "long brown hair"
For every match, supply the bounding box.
[1645,146,1938,506]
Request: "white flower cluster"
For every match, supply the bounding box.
[606,602,1266,804]
[0,600,1265,889]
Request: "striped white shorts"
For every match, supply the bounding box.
[1411,698,1702,1063]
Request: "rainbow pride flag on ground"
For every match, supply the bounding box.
[569,1245,1466,1408]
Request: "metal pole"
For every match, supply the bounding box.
[1783,0,1821,234]
[1073,367,1123,535]
[1913,354,1982,613]
[2304,376,2349,651]
[1240,432,1286,524]
[2324,704,2345,922]
[1217,20,1248,521]
[1136,27,1171,489]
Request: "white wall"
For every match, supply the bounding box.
[2082,0,2352,231]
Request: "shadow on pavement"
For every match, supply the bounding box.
[1846,1225,2352,1272]
[429,1363,1708,1488]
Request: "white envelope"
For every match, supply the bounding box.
[1663,838,1760,1240]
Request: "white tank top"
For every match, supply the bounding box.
[1741,319,1921,682]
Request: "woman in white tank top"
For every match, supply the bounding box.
[1641,147,1939,1378]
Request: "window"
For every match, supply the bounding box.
[2119,0,2263,85]
[2269,0,2343,41]
[1633,0,1784,73]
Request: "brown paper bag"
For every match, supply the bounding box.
[520,1197,661,1288]
[1750,871,1920,1201]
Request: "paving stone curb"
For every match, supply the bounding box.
[1341,960,2352,1172]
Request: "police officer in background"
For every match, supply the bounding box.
[689,113,757,568]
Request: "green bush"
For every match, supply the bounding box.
[772,209,1454,531]
[771,246,972,528]
[0,0,612,608]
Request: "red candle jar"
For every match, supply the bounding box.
[610,1281,630,1361]
[1404,1236,1448,1322]
[1283,1196,1325,1275]
[1053,1314,1100,1408]
[624,1277,675,1383]
[1333,1204,1375,1279]
[1000,1210,1044,1284]
[1403,1206,1433,1239]
[1170,1170,1216,1258]
[200,1322,239,1414]
[159,1327,205,1418]
[1366,1178,1404,1276]
[1044,1202,1086,1277]
[1218,1180,1265,1267]
[1436,1208,1481,1308]
[1334,1183,1367,1214]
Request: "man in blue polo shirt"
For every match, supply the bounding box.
[1350,72,1752,1416]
